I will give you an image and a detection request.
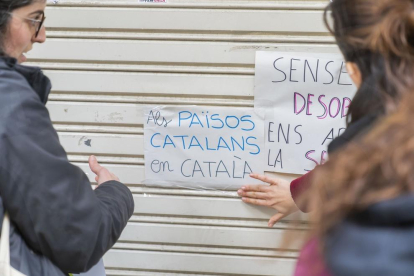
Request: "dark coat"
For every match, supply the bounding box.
[325,194,414,276]
[0,57,134,274]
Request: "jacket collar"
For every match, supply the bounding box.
[0,57,51,104]
[327,113,380,154]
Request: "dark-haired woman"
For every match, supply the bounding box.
[0,1,134,275]
[303,0,414,274]
[239,0,414,223]
[239,0,414,275]
[308,36,414,276]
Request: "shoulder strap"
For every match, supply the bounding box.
[0,212,11,274]
[0,213,27,276]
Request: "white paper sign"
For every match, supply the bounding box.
[144,106,265,189]
[255,51,356,174]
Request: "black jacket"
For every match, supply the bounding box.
[325,194,414,276]
[0,58,134,273]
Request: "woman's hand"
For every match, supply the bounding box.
[238,173,299,227]
[89,155,120,186]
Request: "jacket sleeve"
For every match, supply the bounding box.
[0,70,134,273]
[290,170,314,213]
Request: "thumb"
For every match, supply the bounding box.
[268,213,286,228]
[89,155,102,175]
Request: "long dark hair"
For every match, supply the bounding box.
[0,0,41,56]
[324,0,414,125]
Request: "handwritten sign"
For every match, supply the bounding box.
[144,106,265,188]
[255,51,356,174]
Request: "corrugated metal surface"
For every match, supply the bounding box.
[28,1,335,275]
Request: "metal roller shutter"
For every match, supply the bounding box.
[29,1,335,275]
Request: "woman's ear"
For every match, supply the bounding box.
[346,62,362,88]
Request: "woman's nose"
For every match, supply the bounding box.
[33,26,46,43]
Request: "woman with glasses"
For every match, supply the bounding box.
[0,1,134,275]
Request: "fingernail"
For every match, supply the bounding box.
[237,189,242,194]
[241,186,246,190]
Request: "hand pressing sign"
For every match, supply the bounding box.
[238,174,299,227]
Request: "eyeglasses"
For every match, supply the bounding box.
[8,12,46,38]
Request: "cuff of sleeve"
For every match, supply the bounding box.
[95,180,134,217]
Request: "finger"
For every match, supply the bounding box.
[89,155,103,175]
[95,176,99,182]
[250,174,279,186]
[240,185,271,193]
[268,213,286,227]
[241,197,268,206]
[238,191,269,199]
